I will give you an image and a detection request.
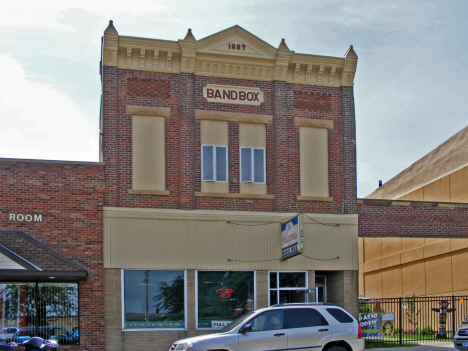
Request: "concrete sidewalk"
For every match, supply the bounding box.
[366,341,456,350]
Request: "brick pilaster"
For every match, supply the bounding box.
[102,66,118,207]
[273,81,293,212]
[179,73,195,210]
[341,86,357,214]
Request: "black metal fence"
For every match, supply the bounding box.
[359,296,468,345]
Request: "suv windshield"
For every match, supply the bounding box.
[219,311,255,333]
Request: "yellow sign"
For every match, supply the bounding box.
[382,320,394,337]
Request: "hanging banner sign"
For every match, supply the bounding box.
[2,285,19,328]
[203,84,264,106]
[280,214,303,260]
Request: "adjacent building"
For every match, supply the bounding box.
[359,126,468,298]
[0,159,104,350]
[100,21,359,350]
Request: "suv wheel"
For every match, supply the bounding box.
[326,346,348,351]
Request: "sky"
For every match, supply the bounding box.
[0,0,466,198]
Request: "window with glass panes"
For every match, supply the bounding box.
[197,271,254,329]
[269,272,308,305]
[122,270,185,330]
[201,145,228,182]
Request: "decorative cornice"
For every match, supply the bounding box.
[102,23,357,87]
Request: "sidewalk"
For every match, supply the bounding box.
[366,341,456,350]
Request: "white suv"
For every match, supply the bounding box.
[169,303,364,351]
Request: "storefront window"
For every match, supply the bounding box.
[269,272,307,305]
[123,270,185,330]
[0,283,79,345]
[197,271,254,329]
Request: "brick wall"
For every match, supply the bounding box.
[358,199,468,237]
[101,68,355,214]
[0,160,104,351]
[326,271,359,318]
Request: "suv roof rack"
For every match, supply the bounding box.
[271,303,338,307]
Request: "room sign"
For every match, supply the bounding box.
[280,214,304,260]
[203,84,264,106]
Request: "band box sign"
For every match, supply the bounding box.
[203,84,264,106]
[281,214,304,260]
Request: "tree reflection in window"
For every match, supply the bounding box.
[123,270,185,329]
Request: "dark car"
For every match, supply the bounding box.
[455,326,468,350]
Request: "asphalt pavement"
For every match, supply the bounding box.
[366,341,456,350]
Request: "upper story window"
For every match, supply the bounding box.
[201,145,228,182]
[240,147,265,183]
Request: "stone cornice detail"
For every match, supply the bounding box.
[102,23,357,87]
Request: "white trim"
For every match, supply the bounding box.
[267,271,308,306]
[121,269,187,331]
[201,144,229,182]
[315,275,327,303]
[239,147,266,184]
[195,270,256,331]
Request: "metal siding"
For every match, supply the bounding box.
[104,211,358,271]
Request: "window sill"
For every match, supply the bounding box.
[128,190,170,196]
[195,192,274,200]
[297,196,333,202]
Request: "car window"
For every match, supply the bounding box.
[249,310,284,331]
[326,308,354,323]
[286,308,328,328]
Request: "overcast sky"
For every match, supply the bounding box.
[1,0,466,197]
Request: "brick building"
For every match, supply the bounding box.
[100,21,359,350]
[358,126,468,298]
[0,159,104,350]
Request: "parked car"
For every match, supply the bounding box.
[0,328,17,343]
[169,303,364,351]
[57,327,79,345]
[12,326,73,345]
[454,326,468,350]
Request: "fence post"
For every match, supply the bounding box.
[399,297,402,345]
[452,295,456,337]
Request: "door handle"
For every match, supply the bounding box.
[318,328,329,332]
[274,333,285,336]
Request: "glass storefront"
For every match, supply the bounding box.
[0,283,79,345]
[269,272,308,305]
[123,270,185,330]
[197,271,254,329]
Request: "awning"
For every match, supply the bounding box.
[0,230,88,282]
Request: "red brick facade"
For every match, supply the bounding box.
[101,67,357,214]
[358,199,468,238]
[0,160,104,350]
